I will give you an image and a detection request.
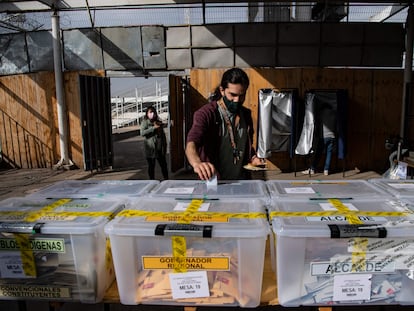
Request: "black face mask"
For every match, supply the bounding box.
[223,96,241,113]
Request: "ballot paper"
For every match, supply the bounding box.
[206,175,218,188]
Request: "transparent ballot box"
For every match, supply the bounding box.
[149,180,269,203]
[369,178,414,199]
[104,197,270,307]
[266,179,389,200]
[0,197,125,303]
[269,197,414,306]
[28,180,159,201]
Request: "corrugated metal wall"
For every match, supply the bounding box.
[0,22,405,75]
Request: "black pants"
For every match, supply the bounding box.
[147,156,169,180]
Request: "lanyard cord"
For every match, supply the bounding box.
[218,99,240,164]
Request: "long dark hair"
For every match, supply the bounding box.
[144,106,159,120]
[208,67,250,101]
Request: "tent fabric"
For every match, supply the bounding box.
[257,89,295,158]
[295,90,347,159]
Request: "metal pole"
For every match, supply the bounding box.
[122,97,125,121]
[140,90,143,114]
[155,81,159,112]
[52,10,72,168]
[135,87,139,125]
[116,97,119,129]
[401,4,414,141]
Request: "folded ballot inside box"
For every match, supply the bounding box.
[27,180,159,201]
[266,180,389,200]
[148,180,270,203]
[104,197,269,308]
[0,197,125,303]
[269,197,414,306]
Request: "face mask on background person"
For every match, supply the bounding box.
[223,96,241,114]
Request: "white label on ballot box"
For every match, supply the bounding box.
[333,274,372,301]
[307,202,387,222]
[306,216,386,222]
[311,261,395,276]
[320,202,358,211]
[174,202,210,212]
[0,252,28,278]
[284,187,315,194]
[169,271,210,299]
[164,187,194,194]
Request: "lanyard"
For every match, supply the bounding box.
[217,99,240,164]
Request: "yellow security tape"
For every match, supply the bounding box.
[117,209,267,220]
[37,211,116,219]
[105,238,113,273]
[328,199,364,225]
[0,199,116,222]
[14,233,37,277]
[179,199,204,224]
[24,198,72,222]
[173,199,203,273]
[269,210,407,219]
[1,210,116,221]
[351,238,369,272]
[172,236,187,273]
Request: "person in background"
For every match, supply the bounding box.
[185,67,264,180]
[141,106,169,180]
[302,101,337,176]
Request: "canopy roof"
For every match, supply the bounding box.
[0,1,410,34]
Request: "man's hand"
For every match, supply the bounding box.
[185,141,216,180]
[251,155,266,167]
[192,161,216,180]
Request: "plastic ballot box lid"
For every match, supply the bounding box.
[0,196,125,233]
[148,179,269,202]
[266,179,389,200]
[369,178,414,199]
[27,179,159,200]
